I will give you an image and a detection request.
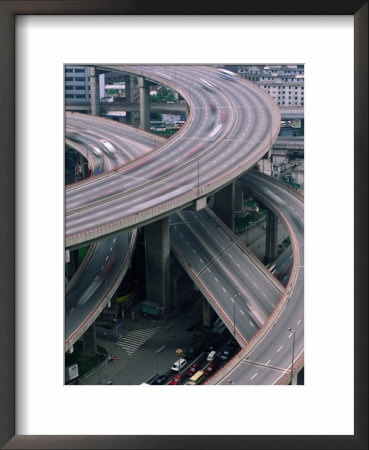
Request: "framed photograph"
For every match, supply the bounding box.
[1,1,367,449]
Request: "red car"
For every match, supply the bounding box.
[169,374,184,385]
[186,363,200,376]
[204,363,216,376]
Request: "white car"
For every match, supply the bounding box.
[100,139,116,155]
[171,358,187,372]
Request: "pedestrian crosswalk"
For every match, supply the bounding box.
[116,326,161,356]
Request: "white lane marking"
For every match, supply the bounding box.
[249,321,254,327]
[266,360,271,366]
[262,293,267,298]
[245,272,249,278]
[222,287,227,292]
[272,349,304,385]
[297,319,301,326]
[230,297,235,303]
[240,310,245,315]
[193,249,197,254]
[214,277,219,282]
[277,346,283,353]
[105,256,109,261]
[250,373,258,380]
[236,263,240,268]
[186,241,190,245]
[200,258,203,263]
[288,333,293,339]
[252,282,257,288]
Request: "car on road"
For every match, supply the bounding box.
[171,358,187,372]
[151,375,168,385]
[220,346,233,360]
[186,363,200,376]
[169,374,184,385]
[204,363,216,376]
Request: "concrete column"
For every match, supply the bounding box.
[82,323,97,355]
[202,298,215,327]
[138,76,150,132]
[214,182,235,231]
[145,218,171,312]
[88,66,100,116]
[265,209,278,263]
[124,75,135,125]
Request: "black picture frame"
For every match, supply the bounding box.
[0,1,367,449]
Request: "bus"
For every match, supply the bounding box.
[187,370,205,385]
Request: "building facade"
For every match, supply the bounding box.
[237,65,304,107]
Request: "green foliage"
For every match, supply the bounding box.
[150,87,176,103]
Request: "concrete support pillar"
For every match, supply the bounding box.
[83,323,97,355]
[202,298,215,327]
[207,195,214,209]
[214,182,235,231]
[138,76,150,132]
[145,218,171,312]
[265,209,278,263]
[88,66,100,116]
[124,75,135,125]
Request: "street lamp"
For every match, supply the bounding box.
[288,327,295,385]
[233,292,240,337]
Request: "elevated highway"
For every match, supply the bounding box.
[65,65,303,383]
[66,65,280,249]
